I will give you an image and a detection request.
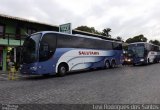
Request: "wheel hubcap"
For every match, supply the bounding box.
[61,67,66,73]
[112,62,116,67]
[106,62,109,68]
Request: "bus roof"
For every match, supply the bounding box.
[34,31,122,44]
[129,42,160,47]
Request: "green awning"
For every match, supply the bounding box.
[0,38,24,46]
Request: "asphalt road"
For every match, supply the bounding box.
[0,63,160,104]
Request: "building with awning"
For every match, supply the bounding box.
[0,13,58,71]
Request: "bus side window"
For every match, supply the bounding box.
[39,33,57,62]
[113,42,122,50]
[39,43,49,60]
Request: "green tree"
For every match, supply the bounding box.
[126,34,147,43]
[149,40,160,46]
[75,26,101,35]
[101,28,111,38]
[116,36,123,41]
[75,26,113,38]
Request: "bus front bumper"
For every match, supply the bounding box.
[19,64,40,75]
[133,58,147,65]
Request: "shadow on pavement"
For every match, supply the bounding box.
[18,65,144,80]
[19,68,108,80]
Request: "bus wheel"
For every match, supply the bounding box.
[111,60,116,68]
[57,64,68,77]
[105,61,110,69]
[148,58,150,64]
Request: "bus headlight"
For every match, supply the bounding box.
[127,59,131,62]
[125,58,128,61]
[30,67,37,71]
[140,59,144,62]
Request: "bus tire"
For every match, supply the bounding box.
[148,58,150,64]
[111,60,116,68]
[57,64,68,77]
[105,60,110,69]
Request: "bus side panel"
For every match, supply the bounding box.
[20,48,123,75]
[147,51,158,63]
[55,49,123,72]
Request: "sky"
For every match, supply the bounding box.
[0,0,160,41]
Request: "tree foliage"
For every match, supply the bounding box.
[75,26,112,38]
[75,26,101,35]
[101,28,111,38]
[149,40,160,46]
[116,36,123,41]
[126,34,147,43]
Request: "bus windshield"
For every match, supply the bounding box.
[22,33,41,63]
[135,46,144,57]
[128,45,144,57]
